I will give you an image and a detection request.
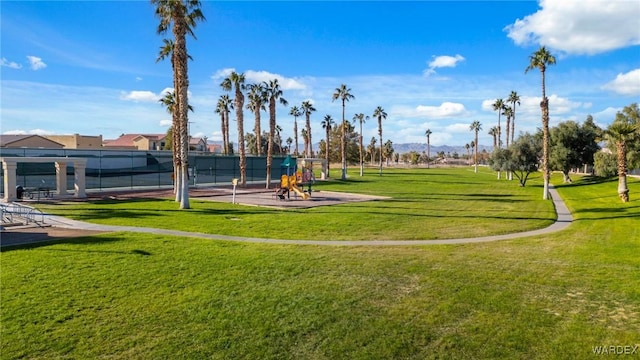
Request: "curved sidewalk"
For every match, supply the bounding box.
[40,186,573,246]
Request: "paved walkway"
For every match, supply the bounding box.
[2,186,572,247]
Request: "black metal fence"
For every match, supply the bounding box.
[0,148,286,193]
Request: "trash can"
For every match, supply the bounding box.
[16,185,24,199]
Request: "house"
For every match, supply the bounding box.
[189,137,208,152]
[44,134,103,149]
[0,135,64,149]
[103,134,167,151]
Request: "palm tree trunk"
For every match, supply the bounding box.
[235,87,246,186]
[379,119,383,176]
[359,130,364,176]
[617,141,630,202]
[474,131,479,173]
[293,118,298,156]
[341,103,346,180]
[266,99,275,189]
[255,110,262,156]
[542,97,550,200]
[306,115,312,158]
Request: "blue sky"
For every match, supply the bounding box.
[1,0,639,148]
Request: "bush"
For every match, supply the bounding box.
[593,151,616,178]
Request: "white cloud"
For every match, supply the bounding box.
[211,68,307,91]
[3,128,54,135]
[505,0,640,55]
[159,119,172,127]
[212,68,235,80]
[602,69,640,96]
[445,123,472,133]
[424,54,465,76]
[245,70,306,90]
[1,58,22,69]
[120,87,173,103]
[26,55,47,70]
[120,90,160,102]
[414,102,467,118]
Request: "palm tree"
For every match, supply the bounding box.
[286,137,293,154]
[353,113,368,176]
[321,115,334,178]
[221,72,247,186]
[425,129,432,168]
[368,137,377,165]
[464,143,471,164]
[470,121,482,173]
[488,126,498,150]
[507,90,520,145]
[372,106,387,176]
[492,98,506,149]
[264,79,288,189]
[606,119,638,203]
[275,124,283,154]
[332,84,355,180]
[152,0,205,209]
[215,95,233,155]
[301,128,308,156]
[502,106,513,148]
[301,100,316,158]
[526,46,557,200]
[289,106,302,156]
[246,83,267,156]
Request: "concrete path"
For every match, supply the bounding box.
[31,185,573,247]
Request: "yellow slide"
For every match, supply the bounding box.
[290,184,309,200]
[279,174,309,200]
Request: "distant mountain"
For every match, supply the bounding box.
[209,140,493,155]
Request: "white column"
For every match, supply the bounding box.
[2,160,18,202]
[55,162,68,196]
[73,160,87,198]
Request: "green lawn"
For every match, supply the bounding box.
[1,168,638,359]
[35,167,556,240]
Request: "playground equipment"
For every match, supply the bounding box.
[275,155,315,201]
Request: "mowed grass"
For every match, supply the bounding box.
[1,169,639,359]
[35,167,555,240]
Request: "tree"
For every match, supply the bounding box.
[321,115,334,178]
[594,151,617,178]
[332,84,355,180]
[289,105,302,156]
[526,46,557,200]
[503,106,513,148]
[470,121,482,173]
[152,0,205,209]
[159,90,193,153]
[215,95,233,155]
[488,126,498,150]
[286,137,293,154]
[221,72,247,186]
[353,113,368,176]
[367,137,377,164]
[549,120,601,183]
[489,133,541,187]
[606,107,639,202]
[373,106,387,175]
[492,98,506,149]
[264,79,288,189]
[383,140,394,166]
[301,100,316,158]
[425,129,432,168]
[300,128,308,157]
[612,103,640,170]
[246,83,267,156]
[507,90,521,145]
